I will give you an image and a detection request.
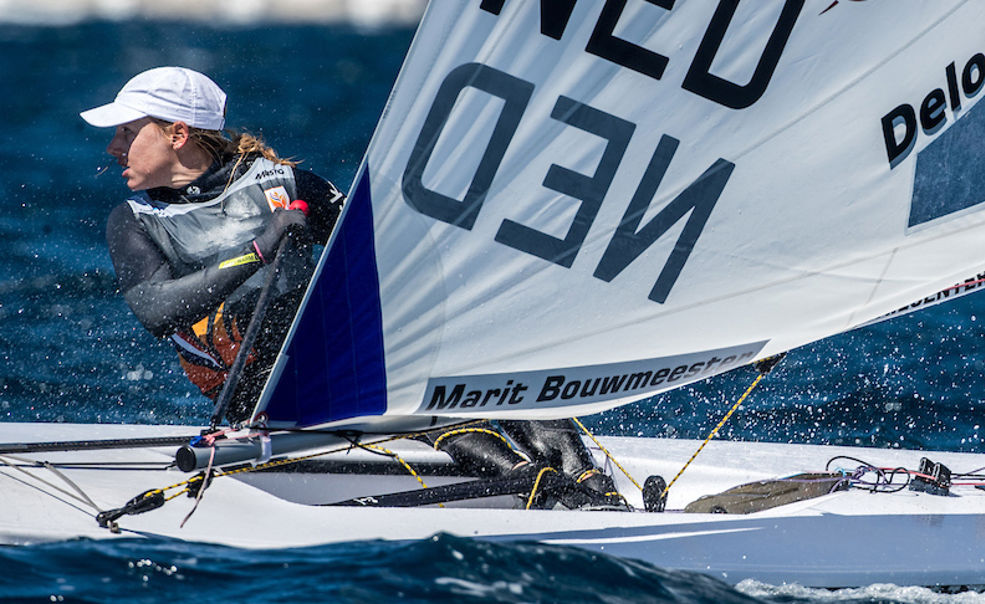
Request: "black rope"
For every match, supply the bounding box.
[210,238,291,429]
[0,461,173,470]
[0,435,197,455]
[825,455,911,493]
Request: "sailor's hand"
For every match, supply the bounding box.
[253,208,308,262]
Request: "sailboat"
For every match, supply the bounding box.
[4,0,985,589]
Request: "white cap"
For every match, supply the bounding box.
[80,67,227,130]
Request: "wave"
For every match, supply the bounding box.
[0,534,768,603]
[6,534,980,602]
[0,0,426,27]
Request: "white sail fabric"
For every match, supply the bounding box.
[256,0,985,427]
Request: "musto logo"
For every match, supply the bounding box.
[880,52,985,228]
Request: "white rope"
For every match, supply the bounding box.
[0,454,102,513]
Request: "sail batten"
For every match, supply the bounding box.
[255,0,985,429]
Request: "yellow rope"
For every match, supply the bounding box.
[525,467,558,510]
[431,428,512,451]
[361,446,428,489]
[164,489,190,502]
[363,443,443,508]
[572,417,643,492]
[661,373,765,498]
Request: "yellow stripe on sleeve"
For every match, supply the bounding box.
[219,253,261,269]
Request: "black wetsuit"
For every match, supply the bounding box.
[106,153,344,418]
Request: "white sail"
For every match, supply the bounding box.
[256,0,985,428]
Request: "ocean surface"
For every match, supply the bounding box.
[1,17,984,604]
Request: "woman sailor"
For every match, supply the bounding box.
[81,66,344,422]
[83,67,621,509]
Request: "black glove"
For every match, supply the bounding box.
[252,209,308,262]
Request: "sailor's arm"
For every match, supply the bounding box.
[122,258,261,338]
[106,203,304,338]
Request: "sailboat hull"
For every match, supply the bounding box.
[2,422,982,589]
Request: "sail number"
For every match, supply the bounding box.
[400,1,804,303]
[478,0,803,111]
[402,63,734,304]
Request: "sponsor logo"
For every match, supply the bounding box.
[255,166,286,181]
[881,51,985,168]
[897,57,985,228]
[875,46,985,228]
[264,186,291,211]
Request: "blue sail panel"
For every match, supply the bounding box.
[909,100,985,227]
[260,168,387,426]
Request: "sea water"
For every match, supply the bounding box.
[1,18,984,604]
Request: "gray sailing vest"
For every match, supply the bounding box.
[126,157,313,315]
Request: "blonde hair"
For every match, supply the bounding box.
[154,119,298,195]
[154,119,298,167]
[194,129,298,167]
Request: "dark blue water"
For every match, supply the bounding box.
[0,20,982,603]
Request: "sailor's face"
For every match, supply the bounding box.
[106,117,176,191]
